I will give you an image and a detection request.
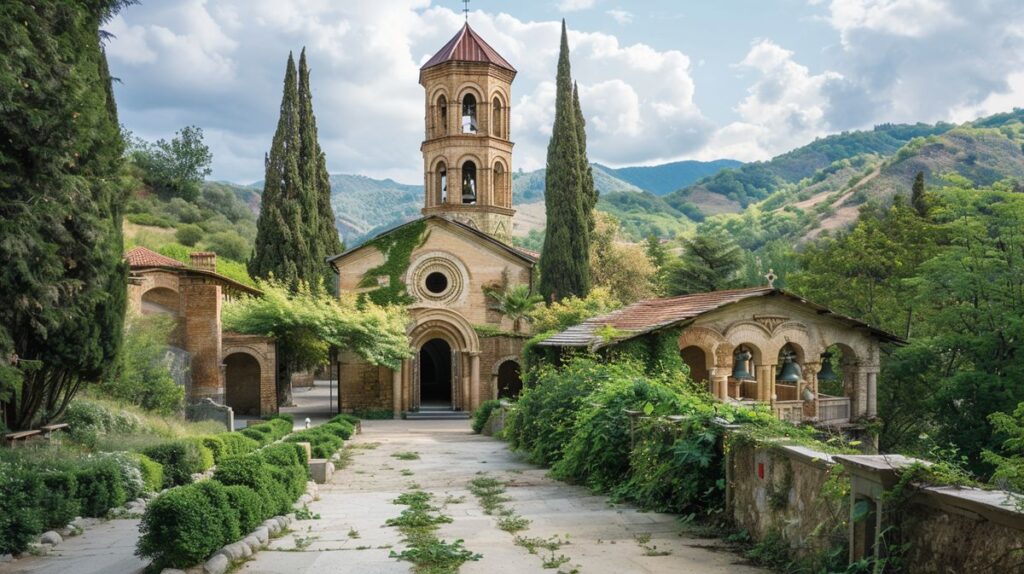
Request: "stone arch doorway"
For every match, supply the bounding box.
[680,346,709,386]
[141,286,179,316]
[419,338,453,406]
[224,352,261,416]
[496,360,522,399]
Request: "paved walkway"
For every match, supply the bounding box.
[241,420,768,574]
[0,518,146,574]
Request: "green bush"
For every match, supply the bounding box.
[175,223,204,246]
[194,480,240,545]
[136,454,165,493]
[0,464,44,555]
[64,399,141,442]
[39,470,79,527]
[285,420,352,458]
[259,443,308,499]
[224,484,263,533]
[74,457,128,517]
[97,313,184,415]
[472,400,502,434]
[186,438,215,471]
[137,483,226,568]
[239,419,290,445]
[219,432,259,457]
[266,413,294,425]
[126,212,175,228]
[199,435,227,463]
[142,441,204,487]
[330,413,361,426]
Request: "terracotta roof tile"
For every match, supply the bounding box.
[421,23,515,72]
[539,286,902,348]
[124,246,185,268]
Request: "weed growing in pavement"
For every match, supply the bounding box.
[392,451,420,460]
[385,488,480,573]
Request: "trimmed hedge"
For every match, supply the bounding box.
[139,434,323,568]
[74,457,128,517]
[285,420,353,458]
[136,454,165,493]
[142,441,207,488]
[0,465,44,555]
[219,432,260,458]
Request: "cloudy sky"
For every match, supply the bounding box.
[106,0,1024,184]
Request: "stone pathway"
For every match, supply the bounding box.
[0,519,147,574]
[240,419,769,574]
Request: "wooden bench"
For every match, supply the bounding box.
[4,429,41,447]
[40,423,69,438]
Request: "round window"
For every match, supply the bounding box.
[425,271,449,294]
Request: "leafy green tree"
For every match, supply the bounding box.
[129,126,212,202]
[98,314,184,414]
[590,213,657,303]
[539,21,590,302]
[911,170,928,217]
[0,0,130,429]
[663,233,743,295]
[222,279,412,383]
[644,235,668,269]
[203,230,249,261]
[530,287,622,334]
[484,284,544,333]
[175,224,204,247]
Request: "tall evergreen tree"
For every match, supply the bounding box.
[297,49,344,292]
[663,234,743,295]
[249,53,316,290]
[573,82,597,230]
[911,171,928,217]
[0,0,130,429]
[540,20,590,301]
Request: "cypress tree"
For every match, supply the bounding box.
[0,1,129,428]
[573,82,597,230]
[249,53,315,290]
[911,171,928,217]
[297,49,344,293]
[539,20,591,302]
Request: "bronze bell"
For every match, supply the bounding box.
[776,353,802,383]
[732,348,754,380]
[818,351,839,382]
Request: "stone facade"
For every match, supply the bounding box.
[329,24,533,417]
[125,248,277,416]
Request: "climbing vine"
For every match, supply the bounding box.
[357,220,429,306]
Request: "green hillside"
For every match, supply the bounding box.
[598,159,742,196]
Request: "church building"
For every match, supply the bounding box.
[328,23,534,418]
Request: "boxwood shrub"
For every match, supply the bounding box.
[0,464,44,555]
[223,484,263,533]
[137,483,228,568]
[135,454,165,493]
[74,457,128,517]
[199,435,227,463]
[39,470,80,527]
[218,432,259,457]
[472,400,502,434]
[142,441,205,487]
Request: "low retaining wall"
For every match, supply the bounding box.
[726,436,1024,572]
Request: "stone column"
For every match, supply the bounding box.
[803,361,821,419]
[867,371,878,418]
[392,364,402,420]
[711,369,729,401]
[469,353,481,411]
[492,375,500,401]
[181,282,223,405]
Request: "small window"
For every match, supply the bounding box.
[492,97,502,138]
[425,272,449,294]
[438,95,448,135]
[461,161,477,204]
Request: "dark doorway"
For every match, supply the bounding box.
[420,338,452,405]
[497,361,522,399]
[225,352,261,416]
[680,346,709,386]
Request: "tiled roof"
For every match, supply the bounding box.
[538,287,902,348]
[124,246,185,268]
[421,23,515,72]
[514,247,540,261]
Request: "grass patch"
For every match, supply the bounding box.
[385,488,481,573]
[392,451,420,461]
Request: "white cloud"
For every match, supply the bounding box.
[707,40,842,161]
[827,0,959,40]
[949,72,1024,123]
[558,0,597,12]
[606,9,633,24]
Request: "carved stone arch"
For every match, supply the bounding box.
[454,152,484,170]
[221,345,271,374]
[456,83,485,103]
[408,308,480,354]
[405,250,472,306]
[429,85,450,104]
[722,321,773,364]
[491,355,520,376]
[765,322,815,362]
[677,326,727,368]
[488,88,508,107]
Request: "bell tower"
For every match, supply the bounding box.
[420,23,516,243]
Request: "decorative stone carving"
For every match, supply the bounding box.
[753,315,790,334]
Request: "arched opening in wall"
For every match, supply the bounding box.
[141,287,179,316]
[731,343,761,400]
[438,95,448,135]
[497,361,522,399]
[461,93,477,133]
[818,343,852,397]
[775,343,805,401]
[419,338,453,406]
[225,352,261,416]
[492,97,503,138]
[435,161,448,204]
[493,161,506,207]
[680,346,709,389]
[461,161,477,204]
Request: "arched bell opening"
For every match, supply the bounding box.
[224,352,261,416]
[419,338,453,406]
[730,343,762,400]
[775,343,805,401]
[461,93,477,134]
[435,160,448,205]
[496,360,522,399]
[461,161,477,204]
[438,94,448,136]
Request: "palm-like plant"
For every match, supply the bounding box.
[485,284,544,333]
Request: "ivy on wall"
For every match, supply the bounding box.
[357,220,429,306]
[606,328,687,377]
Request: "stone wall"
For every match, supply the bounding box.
[337,350,392,412]
[221,333,277,416]
[728,441,846,562]
[727,435,1024,571]
[479,334,526,401]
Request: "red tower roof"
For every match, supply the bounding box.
[421,23,515,73]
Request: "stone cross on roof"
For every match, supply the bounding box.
[463,0,470,21]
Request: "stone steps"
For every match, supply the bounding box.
[403,408,470,420]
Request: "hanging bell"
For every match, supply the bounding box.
[731,348,754,380]
[776,353,802,383]
[462,175,476,203]
[818,351,839,382]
